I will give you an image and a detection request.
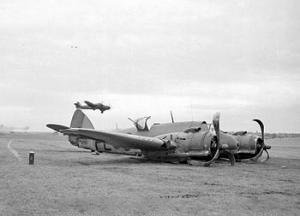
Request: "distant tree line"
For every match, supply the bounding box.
[262,133,300,139]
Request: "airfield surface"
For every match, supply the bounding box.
[1,133,299,216]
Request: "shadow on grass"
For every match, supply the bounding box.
[75,157,158,166]
[40,149,91,153]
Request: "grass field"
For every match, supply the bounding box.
[1,133,299,216]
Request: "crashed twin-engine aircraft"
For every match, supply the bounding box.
[47,110,270,166]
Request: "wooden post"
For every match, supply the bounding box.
[29,151,35,165]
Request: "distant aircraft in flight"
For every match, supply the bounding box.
[74,101,111,113]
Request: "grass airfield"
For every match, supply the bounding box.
[1,133,299,216]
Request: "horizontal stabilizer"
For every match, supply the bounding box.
[47,124,69,132]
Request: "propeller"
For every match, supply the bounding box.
[203,112,221,167]
[170,111,175,123]
[250,119,270,162]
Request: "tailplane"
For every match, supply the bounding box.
[47,124,69,132]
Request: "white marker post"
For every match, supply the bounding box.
[29,151,35,165]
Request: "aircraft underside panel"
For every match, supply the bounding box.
[95,141,112,152]
[96,141,141,155]
[68,135,96,150]
[143,149,211,162]
[78,139,96,150]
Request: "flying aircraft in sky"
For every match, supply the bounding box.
[74,101,111,113]
[47,110,270,166]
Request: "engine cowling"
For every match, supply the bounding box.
[234,134,259,154]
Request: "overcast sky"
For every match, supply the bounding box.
[0,0,299,132]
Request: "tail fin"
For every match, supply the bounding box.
[70,109,94,129]
[74,102,80,108]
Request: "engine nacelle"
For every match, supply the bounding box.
[234,134,257,154]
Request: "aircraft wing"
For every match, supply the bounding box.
[62,128,166,151]
[84,101,96,108]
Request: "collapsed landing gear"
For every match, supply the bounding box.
[225,151,235,166]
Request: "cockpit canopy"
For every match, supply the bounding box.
[128,116,151,131]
